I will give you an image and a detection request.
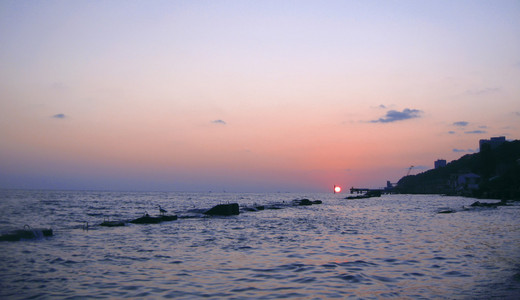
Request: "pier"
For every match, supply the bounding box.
[350,187,394,194]
[350,187,382,194]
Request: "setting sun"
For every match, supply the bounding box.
[334,185,342,193]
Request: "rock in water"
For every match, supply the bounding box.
[130,215,162,224]
[204,203,240,216]
[296,199,313,206]
[159,215,178,221]
[0,228,53,241]
[100,220,125,227]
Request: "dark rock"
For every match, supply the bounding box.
[129,214,178,224]
[366,190,382,197]
[438,209,456,214]
[0,227,53,241]
[469,200,507,208]
[130,214,163,224]
[293,198,313,206]
[100,220,125,227]
[312,200,323,204]
[266,205,282,210]
[346,195,370,200]
[159,215,178,221]
[204,203,240,216]
[345,190,382,200]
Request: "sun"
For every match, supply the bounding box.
[334,185,342,193]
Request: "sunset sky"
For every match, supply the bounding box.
[1,1,519,192]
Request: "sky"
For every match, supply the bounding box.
[1,0,519,192]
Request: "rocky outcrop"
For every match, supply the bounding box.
[345,190,382,199]
[0,226,53,241]
[469,200,508,208]
[100,220,125,227]
[396,140,520,200]
[292,199,323,206]
[130,214,178,224]
[204,203,240,216]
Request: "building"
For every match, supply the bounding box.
[479,136,506,152]
[434,159,446,169]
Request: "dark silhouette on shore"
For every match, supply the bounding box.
[396,140,520,200]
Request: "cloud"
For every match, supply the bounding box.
[211,119,227,125]
[514,112,520,117]
[466,87,500,96]
[453,121,468,127]
[370,108,422,123]
[413,165,429,170]
[52,113,66,119]
[370,104,388,110]
[453,148,478,153]
[465,130,486,134]
[448,131,456,134]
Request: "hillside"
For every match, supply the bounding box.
[396,140,520,200]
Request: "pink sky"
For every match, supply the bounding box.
[1,1,519,192]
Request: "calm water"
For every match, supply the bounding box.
[0,190,519,299]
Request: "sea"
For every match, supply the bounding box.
[0,189,519,299]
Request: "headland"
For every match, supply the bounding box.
[395,138,520,200]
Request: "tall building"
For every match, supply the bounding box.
[434,159,446,169]
[479,136,506,152]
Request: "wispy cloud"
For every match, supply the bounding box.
[52,113,66,119]
[409,165,429,171]
[448,131,456,134]
[211,119,227,125]
[370,104,388,110]
[453,121,468,127]
[453,148,477,153]
[466,87,500,96]
[465,130,486,134]
[370,108,422,123]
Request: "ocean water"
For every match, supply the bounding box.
[0,190,519,299]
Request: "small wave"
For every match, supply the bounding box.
[431,256,448,260]
[230,286,259,293]
[444,270,472,277]
[341,229,359,234]
[337,273,369,283]
[321,263,338,269]
[403,272,426,277]
[371,275,398,283]
[292,276,316,283]
[338,260,378,267]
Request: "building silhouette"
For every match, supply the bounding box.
[434,159,446,169]
[479,136,506,152]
